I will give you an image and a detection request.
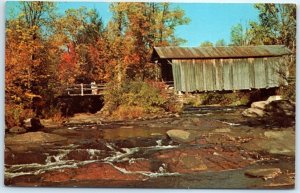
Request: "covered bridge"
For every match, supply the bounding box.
[151,45,291,92]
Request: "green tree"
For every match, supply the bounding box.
[230,23,249,46]
[153,3,190,46]
[20,1,56,30]
[248,4,296,52]
[215,39,226,47]
[248,4,296,101]
[200,41,213,47]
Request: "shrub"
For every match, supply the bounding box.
[39,102,67,124]
[185,91,250,106]
[103,80,180,118]
[5,103,34,128]
[185,95,203,107]
[164,98,183,113]
[278,84,295,102]
[201,93,227,105]
[112,105,145,119]
[45,106,65,123]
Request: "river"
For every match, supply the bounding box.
[4,106,295,188]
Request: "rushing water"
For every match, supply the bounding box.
[4,106,295,188]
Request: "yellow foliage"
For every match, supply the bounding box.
[112,105,145,120]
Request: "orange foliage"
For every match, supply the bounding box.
[58,43,79,84]
[5,2,189,127]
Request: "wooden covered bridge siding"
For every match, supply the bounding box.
[172,57,287,92]
[152,45,291,92]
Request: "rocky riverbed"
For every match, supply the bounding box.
[4,106,295,188]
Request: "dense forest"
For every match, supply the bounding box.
[5,2,296,128]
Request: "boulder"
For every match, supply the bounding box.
[267,95,283,103]
[251,101,268,110]
[242,107,265,118]
[9,126,26,134]
[245,168,282,180]
[166,129,194,143]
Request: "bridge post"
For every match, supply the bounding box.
[81,83,83,96]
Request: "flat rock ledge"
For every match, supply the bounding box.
[5,131,67,145]
[245,168,282,180]
[9,126,27,134]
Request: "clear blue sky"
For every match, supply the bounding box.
[172,3,259,46]
[6,2,259,46]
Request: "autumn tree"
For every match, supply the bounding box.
[119,2,152,80]
[54,7,108,83]
[6,2,57,104]
[106,3,130,82]
[5,2,60,125]
[5,2,191,125]
[108,2,190,81]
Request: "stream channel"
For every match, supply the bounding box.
[5,106,295,188]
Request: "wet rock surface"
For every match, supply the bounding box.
[245,168,282,180]
[41,162,147,183]
[166,129,194,143]
[4,105,295,188]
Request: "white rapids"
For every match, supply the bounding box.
[5,140,180,179]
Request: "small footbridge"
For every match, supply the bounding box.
[64,83,106,96]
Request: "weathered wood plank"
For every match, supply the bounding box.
[194,59,204,91]
[214,59,223,91]
[223,59,233,90]
[253,58,266,88]
[248,58,255,89]
[170,55,287,92]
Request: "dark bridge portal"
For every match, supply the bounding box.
[57,95,104,116]
[52,83,106,116]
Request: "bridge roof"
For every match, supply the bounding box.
[151,45,292,61]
